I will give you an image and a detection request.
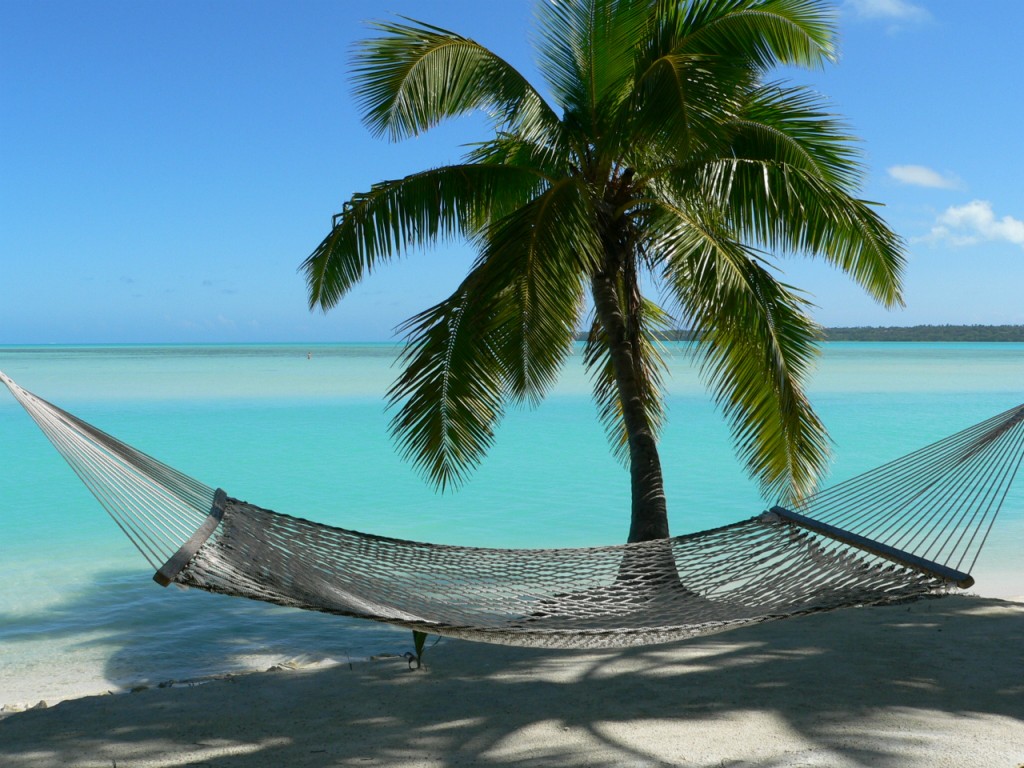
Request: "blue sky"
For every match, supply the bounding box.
[2,0,1022,344]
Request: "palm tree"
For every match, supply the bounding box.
[302,0,905,543]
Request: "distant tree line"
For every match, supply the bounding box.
[575,325,1024,343]
[822,325,1024,342]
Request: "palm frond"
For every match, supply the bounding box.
[534,0,653,142]
[301,164,547,310]
[463,133,571,199]
[731,81,863,189]
[627,48,752,166]
[675,0,836,71]
[689,159,905,306]
[386,178,598,488]
[353,17,560,144]
[623,0,837,174]
[654,201,828,502]
[387,279,508,491]
[474,178,600,405]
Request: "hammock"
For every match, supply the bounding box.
[3,369,1023,649]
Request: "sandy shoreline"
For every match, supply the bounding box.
[2,594,1022,767]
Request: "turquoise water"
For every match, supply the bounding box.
[1,343,1022,703]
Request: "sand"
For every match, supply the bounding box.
[1,594,1022,767]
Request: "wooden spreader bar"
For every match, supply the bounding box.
[154,489,228,587]
[769,505,975,589]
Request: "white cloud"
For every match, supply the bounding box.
[927,200,1024,249]
[888,165,958,189]
[845,0,930,22]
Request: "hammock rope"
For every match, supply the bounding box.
[3,369,1022,649]
[0,371,215,570]
[785,405,1024,576]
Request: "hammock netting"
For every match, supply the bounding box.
[3,369,1023,649]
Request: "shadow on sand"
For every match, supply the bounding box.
[0,567,411,696]
[1,593,1022,767]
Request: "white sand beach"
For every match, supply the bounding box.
[2,594,1022,767]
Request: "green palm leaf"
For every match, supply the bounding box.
[354,17,560,144]
[535,0,652,144]
[388,282,508,491]
[655,202,828,500]
[731,82,863,189]
[693,160,905,306]
[302,164,547,310]
[474,180,599,405]
[674,0,836,70]
[387,179,600,488]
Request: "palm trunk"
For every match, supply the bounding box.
[590,268,670,543]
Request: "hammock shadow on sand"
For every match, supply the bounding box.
[2,369,1023,649]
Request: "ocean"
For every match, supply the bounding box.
[1,342,1022,705]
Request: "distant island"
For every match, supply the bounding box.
[577,325,1024,342]
[822,325,1024,342]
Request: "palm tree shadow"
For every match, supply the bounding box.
[1,593,1021,767]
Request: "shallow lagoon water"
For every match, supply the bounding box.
[1,342,1022,704]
